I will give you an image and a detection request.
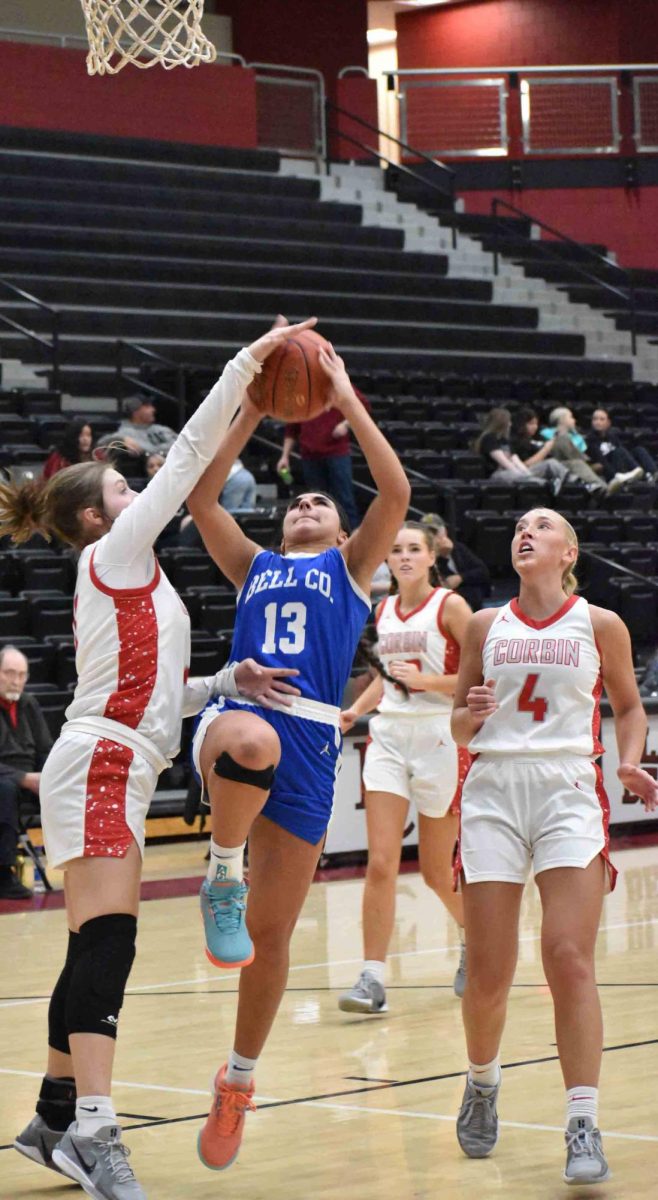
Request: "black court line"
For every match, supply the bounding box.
[3,1036,653,1148]
[1,981,656,1003]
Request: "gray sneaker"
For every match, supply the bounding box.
[338,970,388,1014]
[52,1124,146,1199]
[453,943,467,998]
[456,1076,500,1158]
[14,1114,64,1174]
[563,1116,610,1185]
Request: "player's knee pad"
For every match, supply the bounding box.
[65,913,137,1040]
[213,751,275,791]
[48,929,82,1054]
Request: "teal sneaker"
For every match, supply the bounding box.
[200,878,254,969]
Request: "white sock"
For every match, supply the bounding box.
[468,1057,500,1089]
[566,1086,598,1127]
[363,960,386,985]
[225,1050,257,1088]
[75,1095,117,1137]
[207,839,245,884]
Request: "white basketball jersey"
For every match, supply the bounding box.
[375,587,459,715]
[65,545,191,761]
[469,595,603,757]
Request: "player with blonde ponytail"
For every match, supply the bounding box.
[451,507,657,1185]
[8,319,317,1199]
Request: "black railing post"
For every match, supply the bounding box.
[177,365,187,429]
[51,308,61,393]
[116,339,124,408]
[492,199,500,276]
[629,279,638,357]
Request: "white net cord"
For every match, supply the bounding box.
[80,0,217,75]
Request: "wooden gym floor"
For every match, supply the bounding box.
[1,838,656,1199]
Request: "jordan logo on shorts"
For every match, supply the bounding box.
[320,743,331,756]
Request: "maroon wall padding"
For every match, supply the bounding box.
[462,186,658,270]
[333,77,379,160]
[397,0,658,69]
[219,0,368,101]
[0,42,258,147]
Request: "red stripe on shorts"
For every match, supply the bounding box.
[593,761,617,892]
[84,738,134,858]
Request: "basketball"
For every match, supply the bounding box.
[249,329,332,422]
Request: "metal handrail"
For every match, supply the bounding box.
[393,63,658,77]
[115,339,187,427]
[326,97,455,198]
[490,198,639,355]
[0,276,61,390]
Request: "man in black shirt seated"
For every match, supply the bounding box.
[0,646,53,899]
[421,515,491,612]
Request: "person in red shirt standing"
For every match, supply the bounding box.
[276,394,366,529]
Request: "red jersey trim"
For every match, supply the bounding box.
[83,738,134,858]
[90,546,161,598]
[394,586,440,624]
[374,598,387,628]
[510,593,578,630]
[437,590,461,675]
[103,592,159,730]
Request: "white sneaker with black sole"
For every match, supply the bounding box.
[52,1124,146,1199]
[338,969,388,1014]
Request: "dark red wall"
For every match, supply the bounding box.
[0,42,257,146]
[462,187,658,270]
[219,0,368,98]
[397,0,658,69]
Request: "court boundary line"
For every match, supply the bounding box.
[2,1039,657,1150]
[1,915,655,1009]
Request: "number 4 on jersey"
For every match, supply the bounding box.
[517,673,547,722]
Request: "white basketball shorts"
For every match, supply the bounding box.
[362,713,468,818]
[456,754,616,890]
[40,730,158,869]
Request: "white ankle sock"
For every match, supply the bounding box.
[207,839,245,884]
[225,1050,257,1088]
[566,1086,598,1127]
[468,1057,500,1089]
[363,960,386,985]
[75,1095,117,1137]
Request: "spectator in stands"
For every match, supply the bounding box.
[0,645,52,900]
[421,514,491,611]
[511,408,569,476]
[115,394,178,455]
[475,407,566,492]
[540,407,642,494]
[587,407,655,483]
[220,458,257,514]
[276,403,363,530]
[42,419,94,481]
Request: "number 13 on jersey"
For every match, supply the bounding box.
[262,601,307,655]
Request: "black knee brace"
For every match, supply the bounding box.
[214,751,275,791]
[65,913,137,1040]
[48,929,82,1054]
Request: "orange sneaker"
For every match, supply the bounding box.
[197,1064,256,1171]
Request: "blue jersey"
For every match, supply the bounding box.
[230,547,370,707]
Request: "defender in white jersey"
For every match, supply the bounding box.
[185,341,410,1172]
[0,319,316,1200]
[338,522,472,1015]
[450,508,658,1186]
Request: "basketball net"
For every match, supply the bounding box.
[79,0,217,75]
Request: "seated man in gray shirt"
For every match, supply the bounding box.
[114,395,178,455]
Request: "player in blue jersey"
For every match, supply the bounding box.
[186,341,410,1171]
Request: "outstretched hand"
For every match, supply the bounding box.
[617,762,658,812]
[317,343,356,414]
[247,317,317,365]
[234,658,301,709]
